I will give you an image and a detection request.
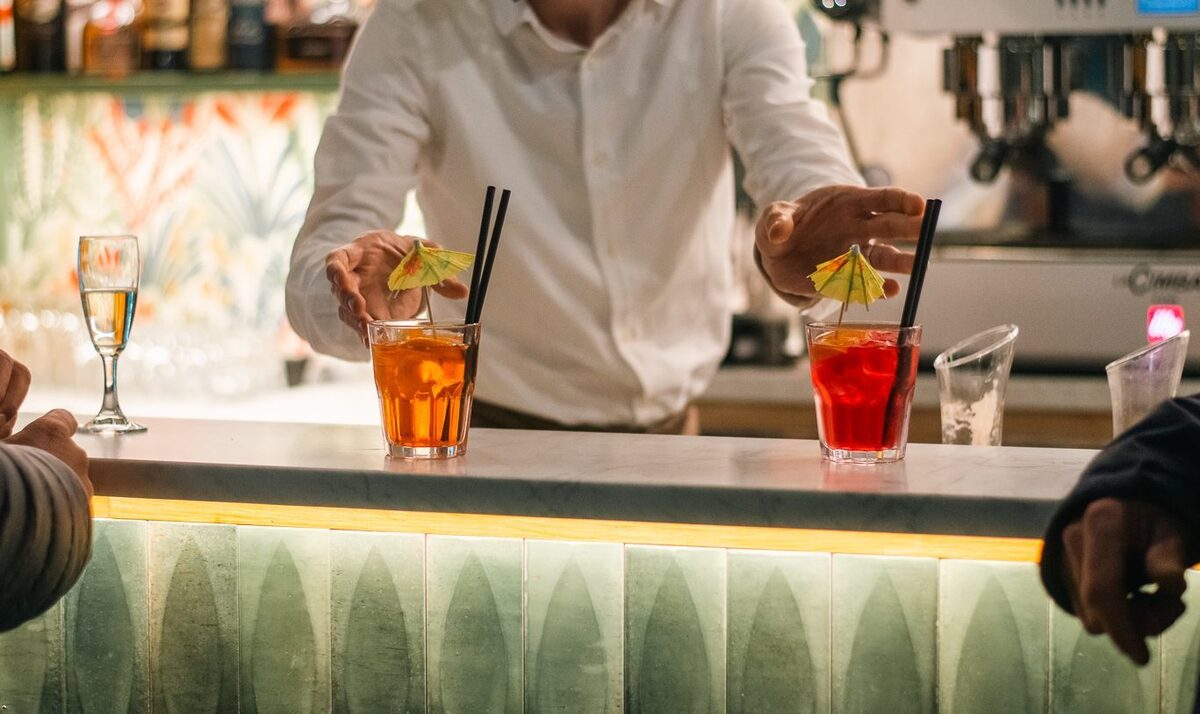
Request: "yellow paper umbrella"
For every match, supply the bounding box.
[807,244,886,323]
[387,241,475,292]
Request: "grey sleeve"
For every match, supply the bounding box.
[0,443,93,632]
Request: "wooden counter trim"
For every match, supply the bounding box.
[92,495,1044,562]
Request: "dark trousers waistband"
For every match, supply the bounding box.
[470,399,698,436]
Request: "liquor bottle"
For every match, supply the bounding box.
[64,0,90,72]
[14,0,66,71]
[226,0,268,69]
[141,0,186,69]
[275,0,355,73]
[81,0,137,77]
[0,0,15,71]
[187,0,225,70]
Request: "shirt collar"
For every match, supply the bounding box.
[492,0,675,38]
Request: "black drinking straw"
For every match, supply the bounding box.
[467,188,511,325]
[881,198,942,446]
[900,198,942,329]
[464,185,496,325]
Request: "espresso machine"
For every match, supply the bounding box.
[813,0,1200,374]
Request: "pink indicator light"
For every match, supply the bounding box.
[1147,304,1185,344]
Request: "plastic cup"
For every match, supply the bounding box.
[806,322,922,463]
[368,320,480,458]
[933,324,1019,446]
[1106,330,1189,437]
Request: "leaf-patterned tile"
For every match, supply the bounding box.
[1161,569,1200,714]
[1050,598,1158,713]
[238,525,330,714]
[0,601,64,712]
[625,544,725,714]
[832,554,936,714]
[65,518,149,713]
[938,560,1048,714]
[525,540,622,713]
[331,531,424,714]
[427,535,521,714]
[727,550,830,714]
[149,522,238,714]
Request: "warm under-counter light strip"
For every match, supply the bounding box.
[92,496,1044,562]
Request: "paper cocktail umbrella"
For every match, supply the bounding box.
[387,241,475,292]
[807,244,885,324]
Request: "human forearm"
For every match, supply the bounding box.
[0,445,92,632]
[284,0,428,359]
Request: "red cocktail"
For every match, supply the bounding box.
[806,322,922,462]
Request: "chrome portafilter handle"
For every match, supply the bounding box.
[1117,32,1200,183]
[944,35,1076,183]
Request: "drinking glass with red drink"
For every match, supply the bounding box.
[806,322,921,463]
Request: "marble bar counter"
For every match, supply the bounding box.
[702,366,1200,447]
[80,416,1093,543]
[20,417,1195,714]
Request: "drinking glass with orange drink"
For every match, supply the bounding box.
[370,320,480,459]
[370,185,511,459]
[806,322,921,463]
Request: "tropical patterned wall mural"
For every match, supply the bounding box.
[0,89,359,396]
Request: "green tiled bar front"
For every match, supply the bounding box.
[4,518,1200,712]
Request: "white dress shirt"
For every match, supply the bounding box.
[286,0,861,426]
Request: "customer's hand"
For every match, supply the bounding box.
[1059,498,1193,665]
[324,231,470,343]
[754,185,925,300]
[6,409,90,497]
[0,350,32,439]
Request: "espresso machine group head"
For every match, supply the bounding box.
[818,0,1200,184]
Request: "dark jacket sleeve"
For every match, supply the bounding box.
[1040,393,1200,614]
[0,443,93,632]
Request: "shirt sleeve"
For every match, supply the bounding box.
[285,0,431,361]
[1039,393,1200,614]
[0,443,93,632]
[720,0,864,211]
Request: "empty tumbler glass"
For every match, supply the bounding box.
[934,324,1019,446]
[1106,330,1189,437]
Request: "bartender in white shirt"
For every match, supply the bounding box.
[286,0,925,434]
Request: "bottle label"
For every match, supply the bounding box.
[189,13,226,68]
[15,0,59,24]
[143,23,188,51]
[83,29,136,74]
[227,3,264,47]
[144,0,187,23]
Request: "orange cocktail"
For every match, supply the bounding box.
[369,321,480,458]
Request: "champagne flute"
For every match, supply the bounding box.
[78,235,146,434]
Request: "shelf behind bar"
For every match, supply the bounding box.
[0,71,343,96]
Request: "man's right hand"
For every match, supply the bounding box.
[324,231,470,343]
[0,350,32,439]
[6,409,91,496]
[1059,498,1194,665]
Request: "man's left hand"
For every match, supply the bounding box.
[754,185,925,300]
